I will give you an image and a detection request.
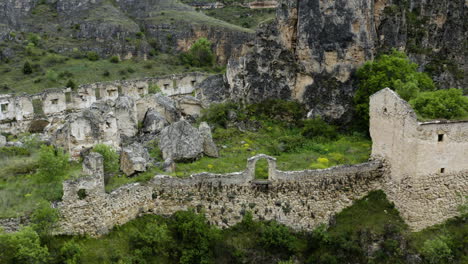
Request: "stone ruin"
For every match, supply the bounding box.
[53,88,468,236]
[1,88,467,236]
[0,72,210,135]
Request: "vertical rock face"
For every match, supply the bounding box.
[227,0,466,123]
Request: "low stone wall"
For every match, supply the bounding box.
[56,154,386,236]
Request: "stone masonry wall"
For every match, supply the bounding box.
[57,154,385,236]
[370,88,468,181]
[0,72,209,135]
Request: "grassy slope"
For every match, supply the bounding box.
[203,6,276,29]
[0,50,216,94]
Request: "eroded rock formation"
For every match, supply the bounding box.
[226,0,467,123]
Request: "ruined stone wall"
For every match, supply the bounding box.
[0,72,209,135]
[370,88,468,180]
[57,154,385,236]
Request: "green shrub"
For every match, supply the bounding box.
[23,61,33,75]
[46,70,58,82]
[30,201,59,238]
[66,79,77,90]
[148,84,161,94]
[170,210,220,264]
[247,99,306,125]
[92,144,119,174]
[410,88,468,120]
[421,236,453,264]
[0,227,49,264]
[36,145,70,183]
[180,38,215,67]
[60,240,82,264]
[87,51,99,61]
[201,102,241,128]
[301,118,338,140]
[109,56,120,63]
[354,49,434,130]
[102,70,110,77]
[259,221,298,254]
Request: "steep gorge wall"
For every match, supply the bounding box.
[0,0,253,64]
[227,0,467,123]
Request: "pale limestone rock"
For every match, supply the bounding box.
[199,122,219,158]
[142,108,168,134]
[159,120,204,161]
[120,142,150,176]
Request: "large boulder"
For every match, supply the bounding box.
[159,120,204,161]
[142,108,168,134]
[120,142,151,176]
[114,96,138,140]
[199,122,219,158]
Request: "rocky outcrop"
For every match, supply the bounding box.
[142,108,168,134]
[199,122,219,157]
[120,142,151,176]
[138,93,181,124]
[195,74,230,104]
[51,96,138,157]
[226,0,467,123]
[0,0,253,64]
[159,120,204,161]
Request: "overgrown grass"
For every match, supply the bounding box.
[203,6,276,29]
[0,139,81,218]
[0,49,220,94]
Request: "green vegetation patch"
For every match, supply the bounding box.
[203,6,276,29]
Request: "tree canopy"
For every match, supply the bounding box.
[353,50,435,129]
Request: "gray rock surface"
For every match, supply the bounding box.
[199,122,219,157]
[226,0,467,123]
[195,74,229,104]
[142,108,168,134]
[159,120,204,161]
[162,158,176,173]
[120,142,151,176]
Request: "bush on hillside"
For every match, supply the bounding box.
[23,61,33,75]
[200,102,242,128]
[354,50,434,129]
[180,38,215,67]
[247,99,307,125]
[410,88,468,120]
[301,118,338,140]
[109,56,120,63]
[0,227,49,264]
[87,51,99,61]
[35,145,69,183]
[92,144,119,174]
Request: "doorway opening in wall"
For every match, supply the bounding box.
[440,168,445,173]
[254,159,269,180]
[65,92,72,103]
[191,80,197,86]
[51,99,59,105]
[1,103,8,113]
[95,88,101,99]
[438,134,445,142]
[32,99,45,118]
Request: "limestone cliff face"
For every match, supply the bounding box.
[227,0,467,123]
[0,0,253,64]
